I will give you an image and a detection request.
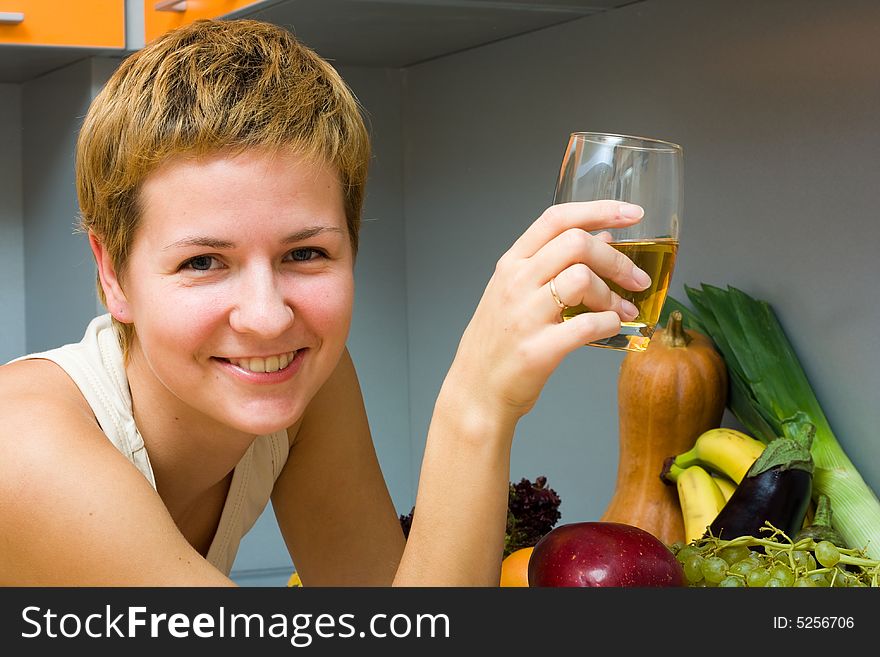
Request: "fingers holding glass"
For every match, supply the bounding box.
[546,264,639,324]
[529,226,652,301]
[554,239,677,352]
[508,200,644,260]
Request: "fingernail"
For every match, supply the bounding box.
[621,299,639,319]
[633,266,652,288]
[619,203,644,219]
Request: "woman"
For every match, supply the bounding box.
[0,19,648,586]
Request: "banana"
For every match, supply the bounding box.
[711,474,737,503]
[675,465,727,543]
[672,427,766,484]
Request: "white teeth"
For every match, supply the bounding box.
[228,352,296,373]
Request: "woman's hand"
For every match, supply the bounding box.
[400,200,650,585]
[446,200,652,423]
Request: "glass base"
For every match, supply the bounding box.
[587,322,655,352]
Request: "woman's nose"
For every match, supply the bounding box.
[228,269,294,338]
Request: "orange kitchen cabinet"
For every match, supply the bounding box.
[145,0,266,44]
[0,0,124,48]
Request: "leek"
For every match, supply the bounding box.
[660,284,880,559]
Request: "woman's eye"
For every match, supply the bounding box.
[183,255,217,271]
[288,248,324,262]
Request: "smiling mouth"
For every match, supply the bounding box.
[219,351,298,373]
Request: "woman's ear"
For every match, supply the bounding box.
[88,233,132,323]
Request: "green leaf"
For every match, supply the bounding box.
[728,370,779,444]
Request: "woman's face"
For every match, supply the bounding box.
[120,148,354,436]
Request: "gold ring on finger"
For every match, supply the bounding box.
[549,277,568,310]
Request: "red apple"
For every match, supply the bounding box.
[528,521,685,587]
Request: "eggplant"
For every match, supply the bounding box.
[709,468,811,540]
[708,423,814,541]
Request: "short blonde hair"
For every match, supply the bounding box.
[76,19,370,359]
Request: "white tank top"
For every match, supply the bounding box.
[9,314,290,575]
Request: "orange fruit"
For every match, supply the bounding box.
[500,547,534,587]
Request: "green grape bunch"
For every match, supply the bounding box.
[669,522,880,587]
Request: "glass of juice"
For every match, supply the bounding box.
[553,131,682,352]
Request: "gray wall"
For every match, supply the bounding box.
[22,59,109,353]
[2,60,119,361]
[402,0,880,526]
[0,84,25,363]
[341,66,411,517]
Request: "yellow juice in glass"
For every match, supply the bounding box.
[561,238,678,351]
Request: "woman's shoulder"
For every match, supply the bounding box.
[0,360,107,462]
[0,359,131,531]
[0,357,93,419]
[0,358,231,585]
[0,360,101,474]
[0,359,115,514]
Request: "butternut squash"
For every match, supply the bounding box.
[601,310,728,545]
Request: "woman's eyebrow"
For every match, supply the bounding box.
[162,226,345,251]
[281,226,345,244]
[162,236,234,251]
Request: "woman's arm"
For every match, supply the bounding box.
[395,201,649,585]
[393,382,515,585]
[271,349,406,586]
[0,360,235,586]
